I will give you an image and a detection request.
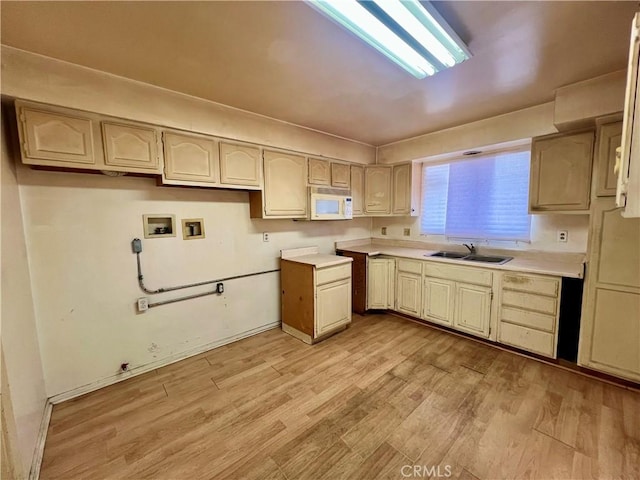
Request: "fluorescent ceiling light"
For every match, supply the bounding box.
[308,0,470,79]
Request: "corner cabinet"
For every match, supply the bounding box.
[367,257,395,309]
[250,150,308,218]
[364,166,392,215]
[281,258,352,344]
[529,130,595,212]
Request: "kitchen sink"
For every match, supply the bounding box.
[428,251,467,259]
[428,251,513,265]
[460,254,513,264]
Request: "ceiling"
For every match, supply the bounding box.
[1,1,637,146]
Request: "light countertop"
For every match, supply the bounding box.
[282,253,353,268]
[335,240,585,279]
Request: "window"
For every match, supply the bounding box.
[420,150,531,242]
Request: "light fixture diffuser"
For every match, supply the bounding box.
[307,0,470,79]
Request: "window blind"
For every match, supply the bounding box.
[420,150,531,242]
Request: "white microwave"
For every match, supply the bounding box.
[309,188,353,220]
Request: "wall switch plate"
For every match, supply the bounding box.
[381,227,387,235]
[263,232,270,242]
[137,297,149,312]
[557,230,568,243]
[403,228,411,236]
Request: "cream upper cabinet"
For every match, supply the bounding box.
[163,132,219,184]
[578,198,640,382]
[17,102,97,166]
[422,277,455,326]
[102,122,161,172]
[365,166,392,214]
[453,283,492,338]
[219,141,261,188]
[256,150,308,218]
[367,258,395,309]
[529,130,595,212]
[308,158,330,186]
[350,165,365,216]
[596,122,623,197]
[392,163,412,215]
[331,162,351,189]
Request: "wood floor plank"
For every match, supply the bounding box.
[39,313,640,480]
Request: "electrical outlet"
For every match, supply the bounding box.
[557,230,568,243]
[263,232,270,242]
[137,297,149,312]
[403,228,411,236]
[381,227,387,235]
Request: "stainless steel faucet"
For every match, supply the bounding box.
[463,243,476,255]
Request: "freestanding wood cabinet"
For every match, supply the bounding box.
[529,130,595,212]
[250,150,308,218]
[367,257,395,309]
[596,121,623,197]
[578,198,640,382]
[364,166,392,215]
[281,248,353,345]
[163,131,219,185]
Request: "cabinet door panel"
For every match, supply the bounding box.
[396,272,421,316]
[219,142,261,187]
[21,107,95,165]
[530,131,594,211]
[454,283,491,337]
[316,279,351,336]
[102,122,159,171]
[163,132,219,183]
[331,163,350,189]
[308,158,330,186]
[263,150,308,217]
[365,166,392,214]
[423,278,455,325]
[596,122,623,197]
[392,163,411,215]
[367,259,391,309]
[351,165,364,216]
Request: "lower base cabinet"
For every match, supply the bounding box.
[454,283,492,337]
[396,271,422,316]
[316,278,352,337]
[422,277,455,326]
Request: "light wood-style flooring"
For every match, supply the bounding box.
[40,314,640,480]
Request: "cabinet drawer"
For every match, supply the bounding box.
[502,291,557,315]
[316,263,351,286]
[498,321,556,358]
[397,259,423,275]
[500,306,556,333]
[502,273,559,297]
[424,263,492,286]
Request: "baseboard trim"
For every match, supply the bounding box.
[28,400,52,480]
[49,321,280,405]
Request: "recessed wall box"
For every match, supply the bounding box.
[182,218,205,240]
[143,214,176,239]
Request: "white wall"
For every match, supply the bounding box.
[1,114,47,475]
[371,214,589,253]
[16,163,372,399]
